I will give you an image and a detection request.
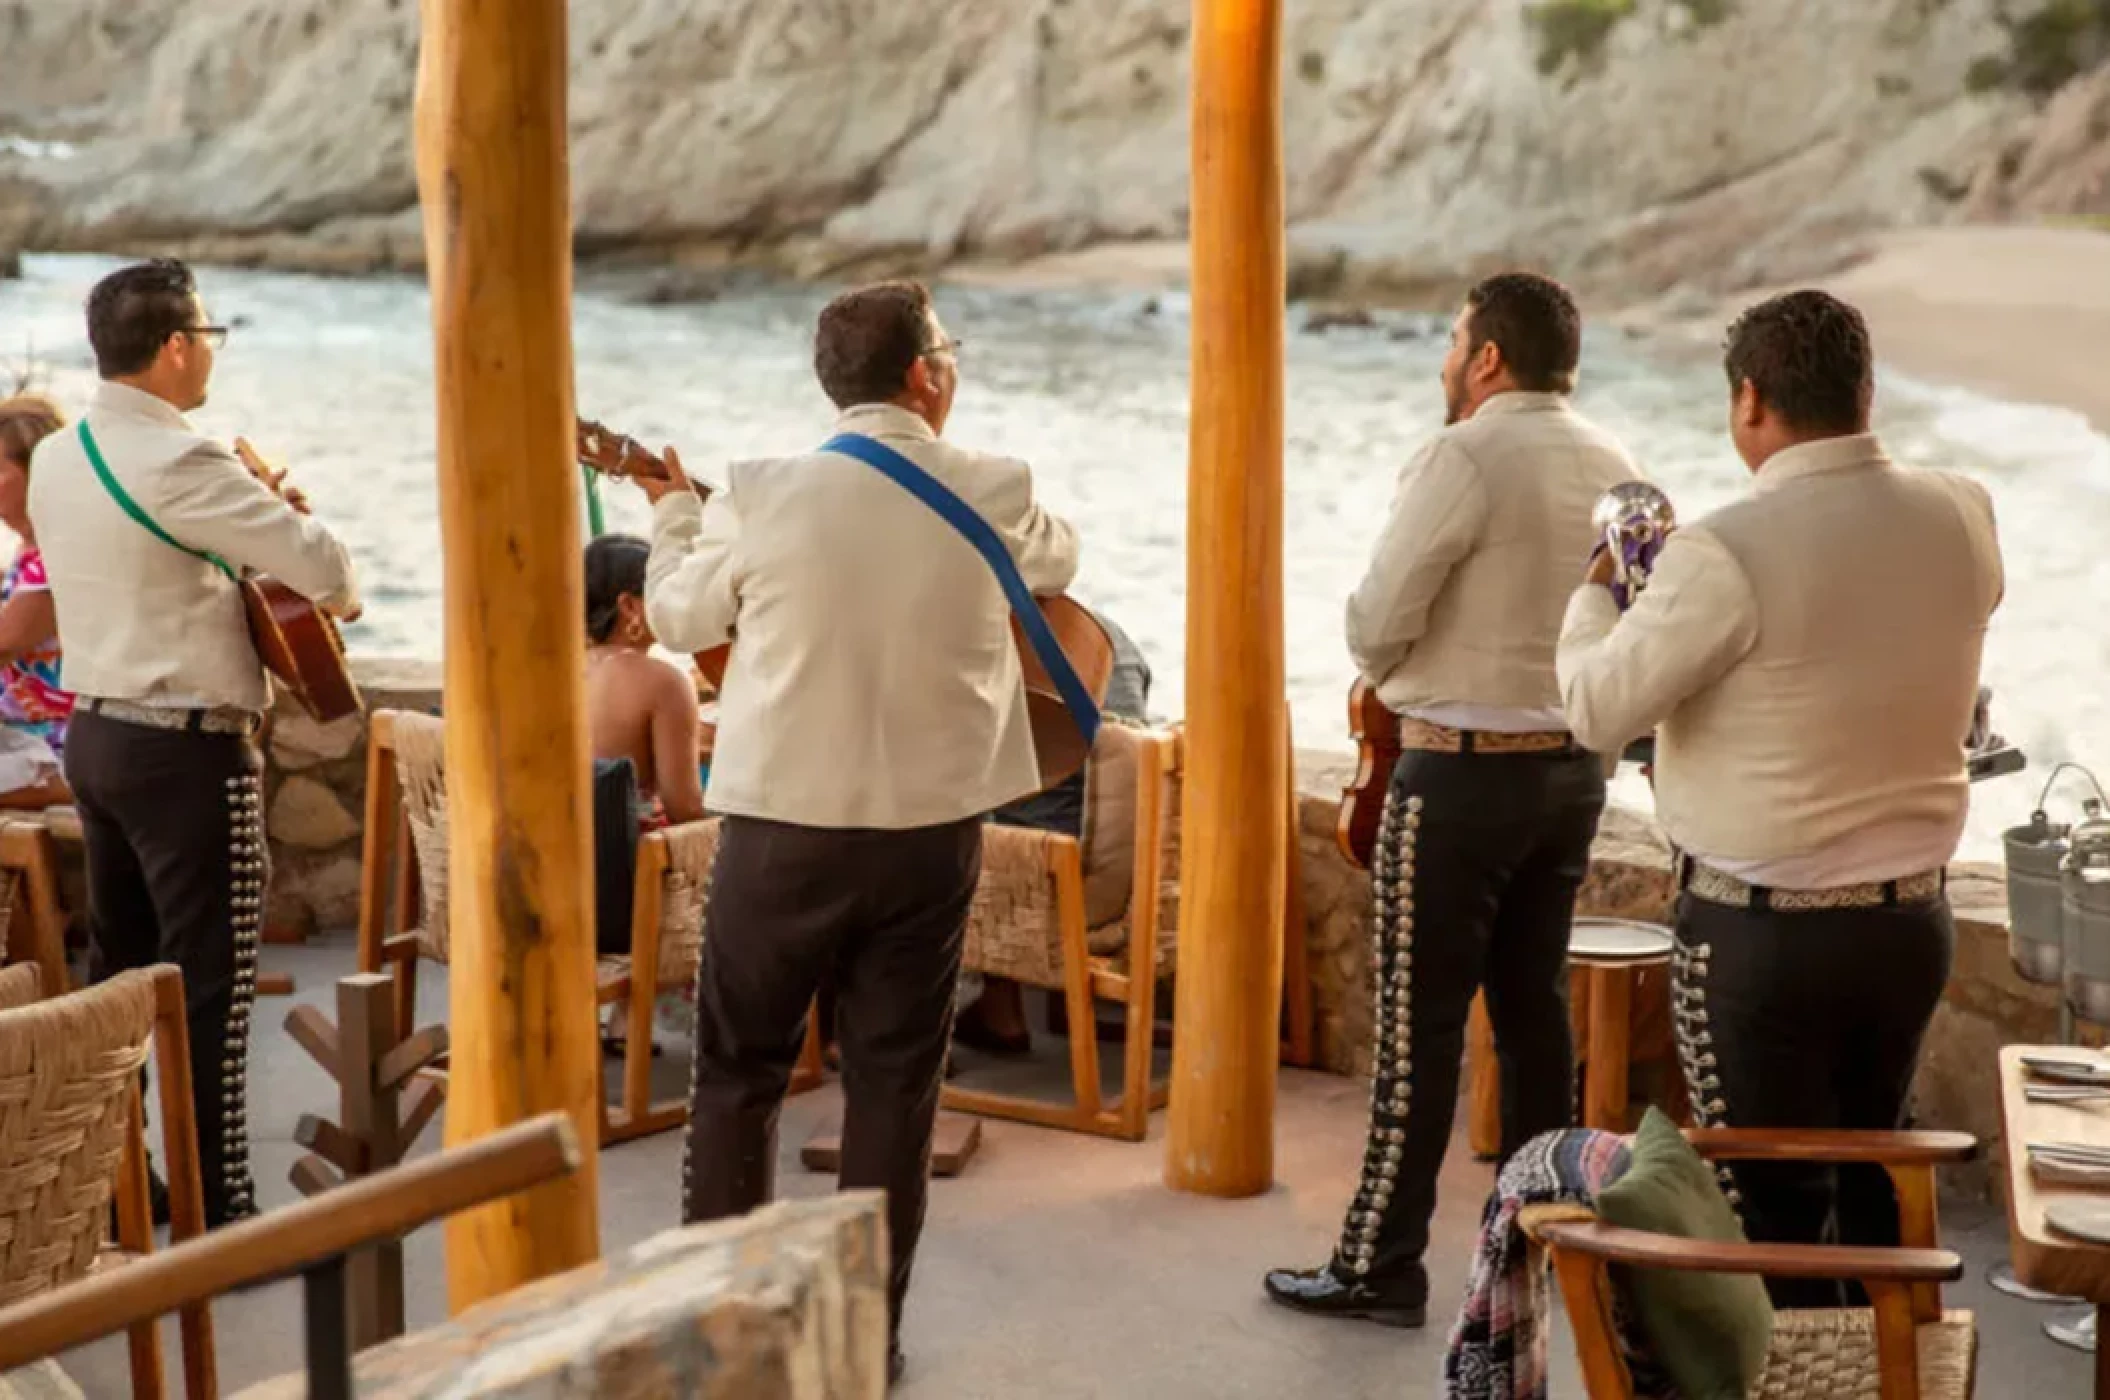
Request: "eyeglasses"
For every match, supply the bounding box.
[182,325,230,349]
[922,337,963,363]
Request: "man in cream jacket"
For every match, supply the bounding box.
[639,281,1076,1385]
[1557,291,2003,1302]
[1266,272,1641,1329]
[31,258,359,1230]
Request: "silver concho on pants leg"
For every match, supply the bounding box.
[1670,935,1740,1212]
[1336,789,1422,1275]
[221,769,265,1220]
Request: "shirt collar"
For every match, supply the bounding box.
[1469,390,1572,420]
[1751,433,1889,495]
[92,380,193,431]
[832,402,938,442]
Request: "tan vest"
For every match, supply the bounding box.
[1355,393,1642,716]
[1655,439,2002,863]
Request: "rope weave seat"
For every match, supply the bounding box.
[387,713,453,964]
[0,971,157,1307]
[1756,1309,1976,1400]
[0,964,40,1013]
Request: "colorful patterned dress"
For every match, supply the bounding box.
[0,547,74,757]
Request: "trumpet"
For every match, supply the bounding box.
[1591,480,1676,610]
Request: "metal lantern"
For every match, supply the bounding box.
[2006,807,2074,986]
[2063,807,2110,1025]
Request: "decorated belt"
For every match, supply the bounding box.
[1680,858,1946,913]
[82,696,262,738]
[1397,715,1575,756]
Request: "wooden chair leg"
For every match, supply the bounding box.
[1867,1279,1923,1400]
[148,967,215,1400]
[114,1088,165,1400]
[1886,1162,1944,1323]
[1467,993,1500,1158]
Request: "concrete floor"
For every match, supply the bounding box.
[56,936,2099,1398]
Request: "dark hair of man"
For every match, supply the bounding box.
[1721,290,1873,435]
[1463,272,1582,394]
[813,281,938,410]
[86,258,201,379]
[584,533,650,643]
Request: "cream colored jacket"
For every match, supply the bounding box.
[1557,434,2003,874]
[646,403,1080,830]
[28,382,360,713]
[1347,391,1642,718]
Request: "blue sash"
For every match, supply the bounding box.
[820,432,1100,749]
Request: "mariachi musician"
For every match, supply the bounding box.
[30,258,359,1229]
[1556,291,2003,1302]
[633,281,1078,1386]
[1264,272,1642,1328]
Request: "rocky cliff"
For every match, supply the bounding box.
[2,0,2107,302]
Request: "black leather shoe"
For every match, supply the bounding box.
[1262,1264,1426,1328]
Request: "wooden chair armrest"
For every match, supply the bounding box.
[1684,1127,1976,1167]
[1533,1219,1964,1283]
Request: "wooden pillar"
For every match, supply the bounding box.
[413,0,601,1308]
[1166,0,1287,1198]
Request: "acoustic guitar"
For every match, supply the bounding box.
[229,440,362,723]
[1335,678,1401,869]
[576,417,1115,789]
[243,575,362,723]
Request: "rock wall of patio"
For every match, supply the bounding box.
[265,664,2042,1200]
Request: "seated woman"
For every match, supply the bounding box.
[584,533,706,829]
[0,396,74,808]
[584,534,706,1053]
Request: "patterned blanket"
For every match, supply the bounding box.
[1444,1128,1669,1400]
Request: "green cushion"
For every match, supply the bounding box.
[1593,1108,1775,1399]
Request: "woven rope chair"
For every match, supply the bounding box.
[1521,1128,1979,1400]
[0,965,214,1398]
[941,723,1182,1141]
[356,712,822,1149]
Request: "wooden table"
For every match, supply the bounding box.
[1999,1044,2110,1394]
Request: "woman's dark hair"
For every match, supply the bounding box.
[584,534,649,643]
[87,258,200,378]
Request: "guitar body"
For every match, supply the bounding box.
[1014,595,1116,790]
[1336,677,1402,869]
[688,598,1114,792]
[242,576,362,723]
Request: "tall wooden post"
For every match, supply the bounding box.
[1167,0,1287,1198]
[413,0,601,1307]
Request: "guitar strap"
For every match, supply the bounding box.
[821,432,1101,750]
[77,420,237,581]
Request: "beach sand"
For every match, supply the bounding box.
[1810,225,2110,434]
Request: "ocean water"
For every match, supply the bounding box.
[5,251,2108,861]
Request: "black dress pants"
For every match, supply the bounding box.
[1331,746,1605,1295]
[1673,890,1953,1308]
[681,814,980,1341]
[65,707,266,1228]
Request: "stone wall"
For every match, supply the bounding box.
[233,1194,889,1399]
[261,657,440,941]
[268,671,2042,1200]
